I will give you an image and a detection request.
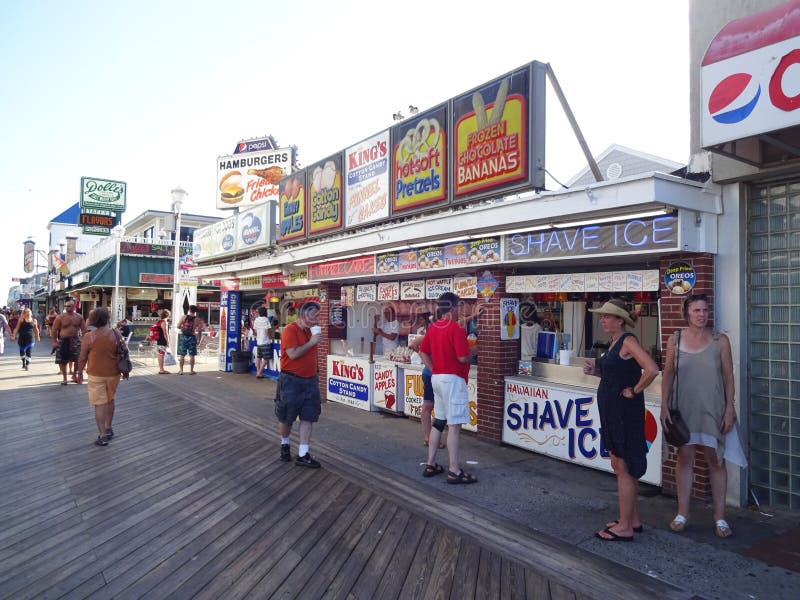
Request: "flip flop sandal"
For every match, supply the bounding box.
[596,527,633,542]
[422,463,445,477]
[715,519,733,538]
[669,514,688,532]
[607,519,643,533]
[61,381,69,386]
[447,470,478,484]
[190,371,197,375]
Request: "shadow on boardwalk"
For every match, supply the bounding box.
[0,344,693,599]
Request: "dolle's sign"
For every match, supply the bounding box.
[80,177,126,212]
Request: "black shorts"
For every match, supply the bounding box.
[55,337,81,364]
[422,370,434,403]
[256,343,273,359]
[275,372,321,424]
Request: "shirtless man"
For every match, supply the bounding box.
[52,300,88,385]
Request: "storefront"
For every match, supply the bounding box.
[694,0,800,510]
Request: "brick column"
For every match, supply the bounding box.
[316,282,341,400]
[475,268,520,443]
[659,253,714,500]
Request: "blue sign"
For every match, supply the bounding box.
[225,291,240,372]
[233,137,278,154]
[328,378,370,402]
[664,261,696,295]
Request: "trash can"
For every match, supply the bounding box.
[231,350,252,374]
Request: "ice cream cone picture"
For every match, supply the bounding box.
[500,297,520,340]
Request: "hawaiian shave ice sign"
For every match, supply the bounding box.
[503,379,662,485]
[80,177,126,212]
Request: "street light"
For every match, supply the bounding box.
[170,186,187,354]
[111,223,126,325]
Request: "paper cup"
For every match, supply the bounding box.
[559,349,572,366]
[310,325,322,335]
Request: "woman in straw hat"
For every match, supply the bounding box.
[584,298,659,541]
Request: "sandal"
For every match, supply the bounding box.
[447,469,477,484]
[669,514,688,532]
[422,463,444,478]
[607,519,643,533]
[715,519,733,538]
[595,527,633,542]
[158,371,171,375]
[190,371,197,375]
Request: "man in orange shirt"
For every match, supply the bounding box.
[275,301,323,468]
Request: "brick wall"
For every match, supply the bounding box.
[659,252,714,501]
[475,269,520,443]
[317,283,340,399]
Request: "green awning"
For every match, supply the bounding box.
[68,256,217,290]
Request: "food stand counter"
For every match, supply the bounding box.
[503,362,663,485]
[398,363,478,433]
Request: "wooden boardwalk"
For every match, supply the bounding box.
[0,351,692,599]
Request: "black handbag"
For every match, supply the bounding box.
[664,330,689,447]
[114,330,133,375]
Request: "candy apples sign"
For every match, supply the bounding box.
[278,172,307,242]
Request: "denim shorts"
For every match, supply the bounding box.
[275,371,321,424]
[422,370,434,404]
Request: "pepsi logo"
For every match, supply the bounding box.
[708,73,761,124]
[237,143,247,152]
[222,234,235,251]
[240,214,262,245]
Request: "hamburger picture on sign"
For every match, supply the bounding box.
[216,148,292,209]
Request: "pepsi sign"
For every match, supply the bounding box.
[233,137,278,154]
[702,35,800,146]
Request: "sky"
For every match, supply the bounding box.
[0,0,690,303]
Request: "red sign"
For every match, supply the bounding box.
[140,273,173,284]
[308,255,375,281]
[220,278,240,291]
[261,273,288,288]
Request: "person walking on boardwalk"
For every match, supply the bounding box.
[11,308,40,370]
[583,298,659,541]
[275,301,323,468]
[0,310,11,355]
[154,309,171,374]
[51,299,87,385]
[75,308,128,447]
[176,305,203,375]
[252,305,272,379]
[418,292,478,484]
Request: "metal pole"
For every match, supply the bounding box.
[114,238,122,324]
[171,209,182,355]
[545,63,603,184]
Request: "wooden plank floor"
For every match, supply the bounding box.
[0,355,691,600]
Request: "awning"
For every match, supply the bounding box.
[66,256,217,291]
[701,0,800,160]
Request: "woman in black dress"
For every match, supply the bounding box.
[584,299,659,541]
[12,308,40,370]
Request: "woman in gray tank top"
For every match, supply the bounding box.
[661,294,745,538]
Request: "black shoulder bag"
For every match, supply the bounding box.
[664,330,690,447]
[114,329,133,376]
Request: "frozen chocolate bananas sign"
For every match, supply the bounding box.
[392,106,447,213]
[453,69,528,199]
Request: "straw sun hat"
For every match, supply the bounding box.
[588,300,635,327]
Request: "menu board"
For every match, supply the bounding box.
[392,105,448,213]
[453,68,529,199]
[505,270,661,292]
[377,281,399,301]
[400,280,425,300]
[356,284,377,302]
[345,130,391,228]
[278,171,307,242]
[452,275,477,299]
[307,153,344,237]
[426,278,452,299]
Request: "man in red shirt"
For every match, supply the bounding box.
[275,301,323,468]
[419,292,478,484]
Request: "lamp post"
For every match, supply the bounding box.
[170,186,187,354]
[111,223,126,326]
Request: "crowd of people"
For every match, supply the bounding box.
[1,292,744,538]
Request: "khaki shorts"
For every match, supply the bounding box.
[88,374,121,406]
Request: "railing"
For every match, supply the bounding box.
[66,236,189,275]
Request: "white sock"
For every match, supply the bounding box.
[299,444,309,457]
[281,437,290,445]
